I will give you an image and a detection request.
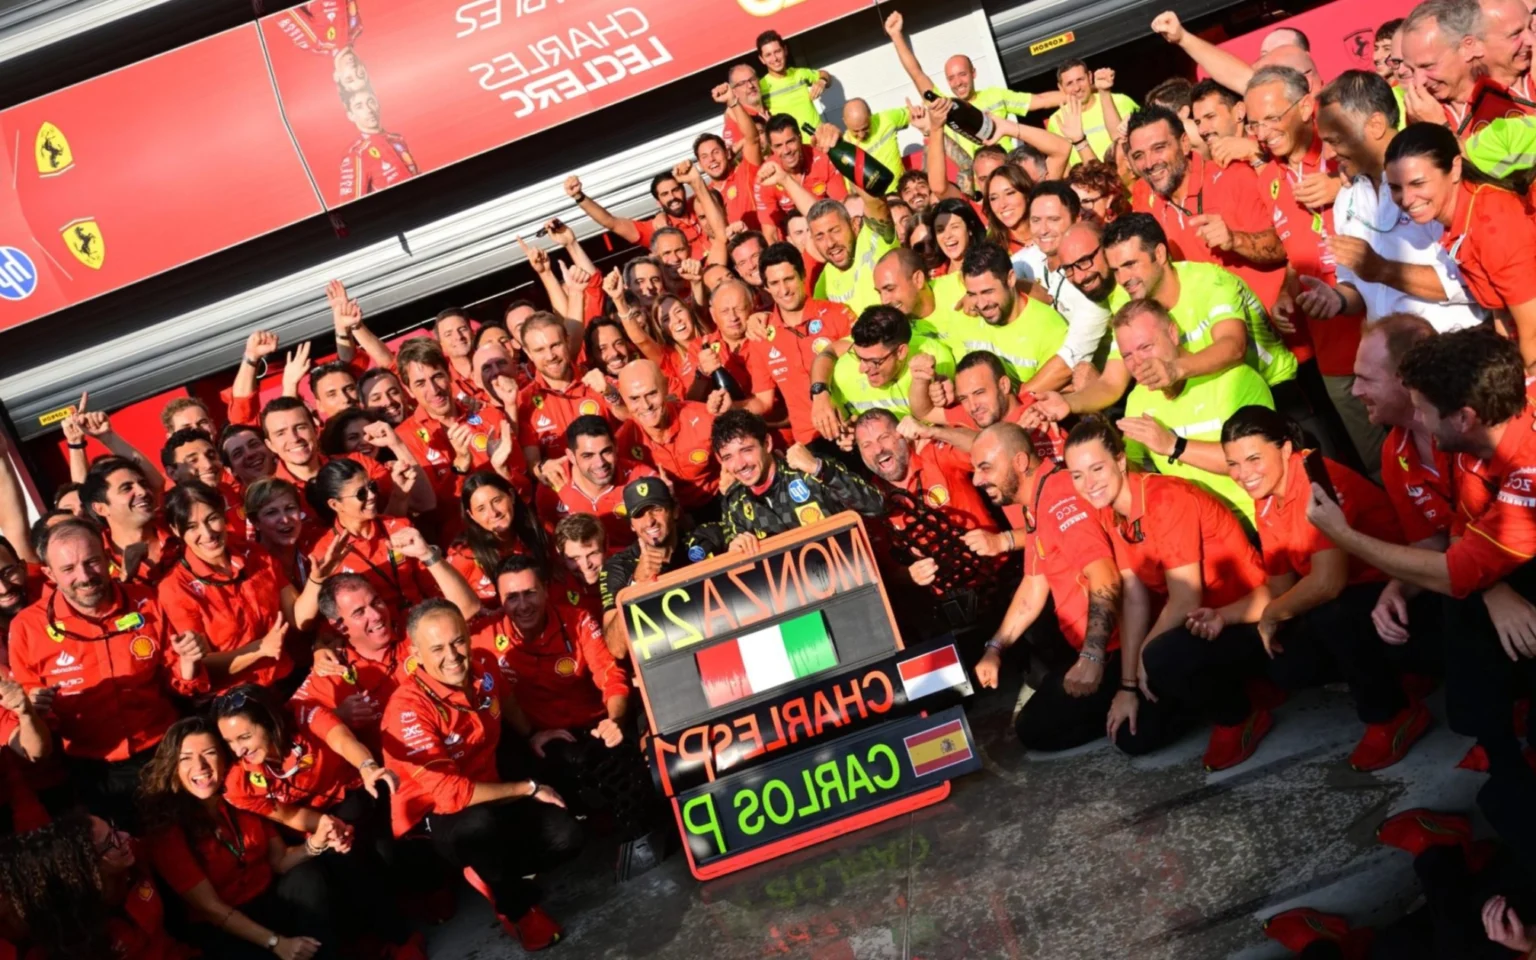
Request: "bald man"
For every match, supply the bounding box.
[884,10,1065,158]
[701,280,774,415]
[873,247,970,339]
[614,360,723,514]
[969,423,1122,753]
[1259,26,1310,57]
[841,97,911,180]
[1479,0,1535,98]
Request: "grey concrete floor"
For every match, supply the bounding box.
[421,677,1487,959]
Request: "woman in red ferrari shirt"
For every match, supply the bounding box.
[142,717,342,959]
[448,472,538,602]
[212,686,422,957]
[1219,406,1430,773]
[623,294,711,396]
[0,813,194,959]
[1386,123,1536,365]
[244,479,311,589]
[159,483,309,695]
[305,459,437,616]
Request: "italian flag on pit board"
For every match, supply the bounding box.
[696,611,838,708]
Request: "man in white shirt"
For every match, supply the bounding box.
[1026,181,1112,377]
[1315,71,1485,332]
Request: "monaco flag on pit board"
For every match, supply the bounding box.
[896,644,970,700]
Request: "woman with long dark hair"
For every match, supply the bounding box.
[918,197,989,280]
[159,482,309,695]
[1385,122,1536,362]
[0,812,193,959]
[212,685,421,958]
[1217,405,1430,772]
[448,471,538,601]
[982,165,1036,255]
[621,294,711,396]
[244,478,311,589]
[304,459,438,616]
[141,717,343,959]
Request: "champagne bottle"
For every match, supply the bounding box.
[800,122,895,195]
[922,90,995,146]
[711,367,745,400]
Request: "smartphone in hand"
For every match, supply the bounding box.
[1303,450,1338,503]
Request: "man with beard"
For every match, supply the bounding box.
[725,231,768,291]
[614,361,722,514]
[1246,65,1382,473]
[853,410,1008,622]
[396,338,527,515]
[1304,329,1536,864]
[713,410,884,554]
[1027,182,1112,379]
[534,416,657,551]
[598,479,726,656]
[161,429,250,532]
[1188,80,1253,165]
[813,306,955,438]
[910,350,1065,467]
[1319,71,1486,331]
[0,536,41,668]
[261,397,428,514]
[954,244,1070,394]
[969,423,1123,752]
[754,116,850,234]
[8,520,208,824]
[718,63,769,157]
[517,312,616,471]
[565,161,724,261]
[871,247,969,341]
[380,600,580,951]
[751,244,856,448]
[1124,105,1287,310]
[81,457,180,587]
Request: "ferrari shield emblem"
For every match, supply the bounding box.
[35,123,73,176]
[61,219,104,270]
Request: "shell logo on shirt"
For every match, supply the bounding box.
[555,657,577,676]
[579,400,600,416]
[927,485,950,507]
[795,504,824,526]
[614,503,628,517]
[689,449,710,464]
[129,636,155,659]
[473,434,489,451]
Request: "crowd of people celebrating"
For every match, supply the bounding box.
[8,1,1536,955]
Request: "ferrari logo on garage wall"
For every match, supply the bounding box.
[35,123,73,176]
[62,219,105,270]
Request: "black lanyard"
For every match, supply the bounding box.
[1020,463,1061,534]
[179,553,248,588]
[212,807,246,862]
[45,588,138,642]
[342,528,403,601]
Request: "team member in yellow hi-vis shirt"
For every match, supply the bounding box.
[842,99,910,186]
[952,243,1071,395]
[808,307,956,443]
[759,124,898,317]
[1111,299,1274,521]
[883,10,1065,158]
[756,30,831,140]
[1047,60,1139,167]
[871,247,972,341]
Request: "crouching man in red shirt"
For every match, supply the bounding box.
[381,599,582,952]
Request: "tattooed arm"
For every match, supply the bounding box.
[1063,558,1121,697]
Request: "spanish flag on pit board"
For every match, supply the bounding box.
[904,718,974,777]
[695,611,838,708]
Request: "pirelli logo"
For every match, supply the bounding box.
[37,405,77,427]
[1029,31,1076,56]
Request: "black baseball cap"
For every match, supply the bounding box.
[623,476,675,515]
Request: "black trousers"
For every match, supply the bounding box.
[1013,618,1122,752]
[1265,582,1409,725]
[420,798,585,920]
[1299,844,1536,960]
[539,736,668,842]
[1112,622,1270,756]
[182,857,339,959]
[68,747,156,831]
[319,787,412,944]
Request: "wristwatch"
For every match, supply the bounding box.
[422,546,443,568]
[265,934,280,951]
[1167,435,1188,464]
[527,779,540,797]
[809,382,829,398]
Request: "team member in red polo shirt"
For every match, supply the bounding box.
[1062,418,1274,768]
[221,423,276,492]
[912,350,1065,465]
[1386,123,1536,367]
[294,575,414,754]
[1305,329,1536,859]
[448,472,538,602]
[8,520,208,825]
[1220,406,1430,771]
[565,162,722,261]
[261,397,430,515]
[1247,65,1381,471]
[429,309,489,411]
[381,600,582,951]
[751,242,856,447]
[552,515,606,619]
[213,684,423,956]
[1348,315,1453,648]
[517,313,614,472]
[304,460,441,617]
[754,114,848,232]
[970,423,1123,752]
[695,125,765,236]
[614,360,722,515]
[1125,105,1288,310]
[141,717,342,959]
[162,429,249,531]
[534,417,657,551]
[81,457,181,587]
[395,338,529,522]
[697,281,772,412]
[158,483,299,695]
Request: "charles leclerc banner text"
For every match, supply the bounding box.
[0,0,875,332]
[1214,0,1416,79]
